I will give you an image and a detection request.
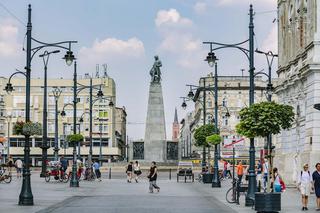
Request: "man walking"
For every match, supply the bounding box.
[93,160,102,181]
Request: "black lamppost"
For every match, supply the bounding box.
[39,50,60,177]
[204,49,220,188]
[78,80,113,168]
[181,80,210,170]
[52,87,62,161]
[60,72,112,186]
[202,5,255,206]
[3,5,76,205]
[255,49,278,192]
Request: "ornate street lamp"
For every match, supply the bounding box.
[39,50,60,177]
[5,5,77,205]
[52,87,62,161]
[202,5,255,205]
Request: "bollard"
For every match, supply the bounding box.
[109,167,111,179]
[169,168,171,180]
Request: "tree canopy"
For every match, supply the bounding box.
[206,134,222,146]
[236,101,295,138]
[194,124,216,147]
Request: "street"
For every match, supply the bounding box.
[1,171,319,213]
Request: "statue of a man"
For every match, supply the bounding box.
[149,55,162,83]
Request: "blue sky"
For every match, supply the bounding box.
[0,0,277,140]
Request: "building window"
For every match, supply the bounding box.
[13,96,25,107]
[222,116,228,126]
[222,98,227,107]
[99,110,108,118]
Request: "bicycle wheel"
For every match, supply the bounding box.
[62,173,69,183]
[4,175,11,183]
[226,187,236,204]
[45,174,50,182]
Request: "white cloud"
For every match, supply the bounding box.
[155,8,192,28]
[261,24,277,53]
[79,37,145,63]
[156,8,204,69]
[194,2,207,14]
[0,19,20,57]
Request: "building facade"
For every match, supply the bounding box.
[275,0,320,183]
[115,106,127,161]
[183,74,273,161]
[179,111,194,158]
[0,75,126,165]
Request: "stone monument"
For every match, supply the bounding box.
[144,56,167,162]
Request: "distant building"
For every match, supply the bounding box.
[179,112,193,158]
[172,108,179,141]
[183,74,275,161]
[0,76,126,165]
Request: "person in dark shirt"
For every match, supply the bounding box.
[60,156,68,172]
[148,161,160,193]
[126,162,133,183]
[312,163,320,211]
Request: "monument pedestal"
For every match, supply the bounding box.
[144,82,167,162]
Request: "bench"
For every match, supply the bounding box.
[177,168,194,182]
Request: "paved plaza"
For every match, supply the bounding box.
[0,170,319,213]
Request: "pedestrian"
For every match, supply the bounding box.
[263,158,269,191]
[298,163,313,211]
[126,161,133,183]
[226,161,232,179]
[15,158,23,179]
[256,160,262,191]
[133,161,142,183]
[148,161,160,193]
[223,160,228,178]
[93,160,102,181]
[272,167,283,192]
[60,156,68,173]
[7,155,14,173]
[312,162,320,211]
[237,161,244,184]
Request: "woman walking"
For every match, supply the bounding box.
[148,161,160,193]
[273,167,282,192]
[133,161,141,183]
[298,164,313,211]
[126,162,133,183]
[15,158,23,179]
[312,163,320,211]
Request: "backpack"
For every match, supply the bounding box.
[301,171,310,177]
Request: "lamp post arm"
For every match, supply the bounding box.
[30,40,77,62]
[8,70,27,83]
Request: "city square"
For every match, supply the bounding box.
[0,0,319,212]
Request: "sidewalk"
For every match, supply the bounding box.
[196,179,318,213]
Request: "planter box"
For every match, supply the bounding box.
[255,192,281,213]
[202,173,213,184]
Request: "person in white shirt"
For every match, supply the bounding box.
[297,164,314,211]
[15,158,23,179]
[263,159,269,191]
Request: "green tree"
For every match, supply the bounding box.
[66,134,84,144]
[206,134,222,146]
[194,124,216,147]
[236,101,294,138]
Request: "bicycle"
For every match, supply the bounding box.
[226,178,247,204]
[0,167,12,183]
